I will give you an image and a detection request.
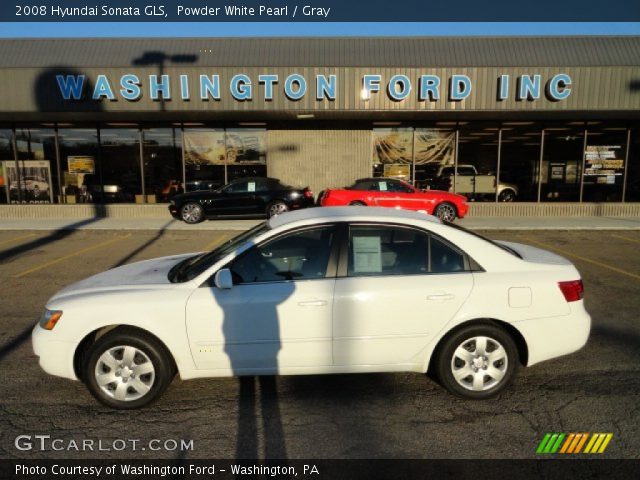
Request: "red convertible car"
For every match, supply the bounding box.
[318,177,468,222]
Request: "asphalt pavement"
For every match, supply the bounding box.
[0,227,639,459]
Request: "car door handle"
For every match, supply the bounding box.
[297,300,328,307]
[427,293,455,301]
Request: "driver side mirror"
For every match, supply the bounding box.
[214,268,233,289]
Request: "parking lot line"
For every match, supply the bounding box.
[203,233,233,252]
[611,233,640,244]
[520,236,640,281]
[13,234,132,278]
[0,233,36,247]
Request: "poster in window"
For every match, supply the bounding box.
[415,129,456,165]
[225,130,266,164]
[68,156,95,174]
[3,160,53,204]
[183,131,226,165]
[373,129,413,165]
[583,145,624,184]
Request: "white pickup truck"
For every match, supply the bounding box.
[435,165,518,202]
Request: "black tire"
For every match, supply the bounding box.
[349,201,366,206]
[180,202,204,224]
[434,324,519,399]
[434,202,458,222]
[33,186,40,198]
[84,328,175,409]
[498,189,516,202]
[266,200,289,218]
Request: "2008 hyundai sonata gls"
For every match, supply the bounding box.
[33,207,590,409]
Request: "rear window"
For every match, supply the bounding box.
[445,223,522,258]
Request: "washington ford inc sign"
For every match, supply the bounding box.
[55,72,573,103]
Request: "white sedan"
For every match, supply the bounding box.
[32,207,590,409]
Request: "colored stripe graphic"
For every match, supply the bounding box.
[538,433,613,454]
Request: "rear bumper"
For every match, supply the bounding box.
[168,204,180,219]
[32,324,78,380]
[513,301,591,366]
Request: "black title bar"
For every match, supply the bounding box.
[4,0,640,22]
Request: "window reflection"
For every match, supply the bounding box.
[13,127,57,204]
[57,127,99,204]
[372,128,413,182]
[0,128,14,204]
[142,128,183,203]
[99,128,141,203]
[455,123,499,200]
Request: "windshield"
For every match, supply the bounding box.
[168,222,270,283]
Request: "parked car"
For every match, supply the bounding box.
[318,177,468,222]
[33,206,590,409]
[169,177,314,223]
[433,165,519,202]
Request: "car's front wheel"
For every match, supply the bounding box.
[84,328,175,409]
[498,189,516,202]
[180,202,204,224]
[435,324,519,399]
[349,201,366,206]
[434,202,457,222]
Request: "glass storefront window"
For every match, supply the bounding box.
[225,128,267,182]
[627,126,640,202]
[414,128,456,190]
[57,127,99,204]
[541,124,585,202]
[13,127,57,204]
[499,123,543,202]
[372,128,413,182]
[142,128,183,203]
[99,128,142,203]
[582,126,627,202]
[0,128,14,204]
[455,123,500,201]
[184,129,226,191]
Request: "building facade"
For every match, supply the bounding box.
[0,36,639,206]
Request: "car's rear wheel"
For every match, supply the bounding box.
[434,202,457,222]
[498,189,516,202]
[84,329,175,409]
[180,202,204,224]
[267,201,288,218]
[349,201,366,206]
[435,324,519,399]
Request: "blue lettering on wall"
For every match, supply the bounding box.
[284,74,307,100]
[316,74,336,101]
[388,75,411,101]
[362,74,381,99]
[180,75,190,100]
[56,74,85,100]
[149,74,171,100]
[498,75,509,101]
[231,74,252,101]
[120,74,141,101]
[450,75,472,101]
[419,75,440,101]
[199,75,220,100]
[92,75,115,100]
[547,74,572,101]
[518,74,541,101]
[259,74,278,100]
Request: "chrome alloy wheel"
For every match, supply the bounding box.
[450,336,508,391]
[268,202,288,217]
[435,203,456,222]
[94,346,156,402]
[181,203,202,223]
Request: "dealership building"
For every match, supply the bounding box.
[0,36,639,215]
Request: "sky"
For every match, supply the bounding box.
[0,22,639,37]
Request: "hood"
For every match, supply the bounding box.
[49,252,198,302]
[496,241,572,265]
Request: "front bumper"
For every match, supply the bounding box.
[513,301,591,366]
[457,202,469,218]
[32,324,78,381]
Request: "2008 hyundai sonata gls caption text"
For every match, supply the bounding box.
[32,207,590,409]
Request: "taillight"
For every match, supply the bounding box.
[558,280,584,302]
[304,189,313,198]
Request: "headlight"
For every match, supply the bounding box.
[39,309,63,330]
[170,199,176,205]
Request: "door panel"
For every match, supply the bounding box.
[185,280,334,371]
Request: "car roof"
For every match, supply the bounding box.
[268,206,441,229]
[354,177,404,182]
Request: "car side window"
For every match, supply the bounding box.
[348,226,429,276]
[228,226,336,284]
[386,181,413,193]
[347,225,469,277]
[224,181,248,193]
